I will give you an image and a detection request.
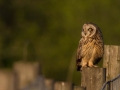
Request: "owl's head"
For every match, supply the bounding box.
[82,22,99,38]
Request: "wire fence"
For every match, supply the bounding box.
[21,73,120,90]
[101,74,120,90]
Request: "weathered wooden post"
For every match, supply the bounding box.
[74,86,86,90]
[54,82,73,90]
[44,79,54,90]
[81,67,106,90]
[103,45,120,81]
[13,61,41,89]
[0,69,17,90]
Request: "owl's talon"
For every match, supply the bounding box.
[88,61,94,67]
[82,65,87,67]
[88,65,94,67]
[88,62,98,67]
[80,65,87,71]
[88,64,98,67]
[93,65,98,67]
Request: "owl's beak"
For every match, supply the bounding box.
[84,32,86,35]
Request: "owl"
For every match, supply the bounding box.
[76,22,104,71]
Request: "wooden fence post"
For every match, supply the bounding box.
[13,61,41,89]
[81,67,106,90]
[54,82,73,90]
[0,69,17,90]
[74,86,86,90]
[44,79,54,90]
[103,45,120,81]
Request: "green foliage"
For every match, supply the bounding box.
[0,0,120,85]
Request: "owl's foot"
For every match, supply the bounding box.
[80,64,88,71]
[80,65,87,71]
[88,61,98,67]
[93,65,98,67]
[89,65,98,67]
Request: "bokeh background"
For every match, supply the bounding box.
[0,0,120,85]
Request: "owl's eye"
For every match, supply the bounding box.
[88,28,92,32]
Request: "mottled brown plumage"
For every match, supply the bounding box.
[76,22,104,71]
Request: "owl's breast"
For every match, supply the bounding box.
[81,40,95,58]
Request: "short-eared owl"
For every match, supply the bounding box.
[76,22,104,71]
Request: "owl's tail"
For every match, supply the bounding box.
[76,58,82,71]
[77,66,82,71]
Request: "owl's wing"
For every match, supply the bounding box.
[76,39,82,71]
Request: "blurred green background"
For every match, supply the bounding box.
[0,0,120,85]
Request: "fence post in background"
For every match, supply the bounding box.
[74,86,86,90]
[0,69,17,90]
[44,79,54,90]
[13,61,41,90]
[103,45,120,81]
[54,82,73,90]
[81,67,106,90]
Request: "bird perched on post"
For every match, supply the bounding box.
[76,22,104,71]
